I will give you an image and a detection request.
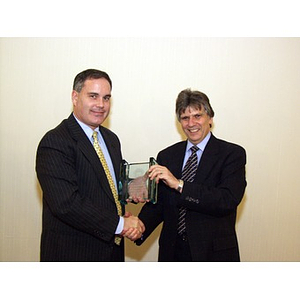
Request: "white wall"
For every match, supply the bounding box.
[0,38,299,261]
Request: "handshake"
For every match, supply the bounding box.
[121,212,145,242]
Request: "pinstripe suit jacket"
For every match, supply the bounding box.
[137,134,247,261]
[36,114,124,261]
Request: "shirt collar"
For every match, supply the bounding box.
[73,113,99,141]
[186,131,211,153]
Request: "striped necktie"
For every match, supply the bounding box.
[177,145,199,236]
[92,131,122,245]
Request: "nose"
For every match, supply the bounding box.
[187,116,196,127]
[96,97,105,108]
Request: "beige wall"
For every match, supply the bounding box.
[0,37,299,261]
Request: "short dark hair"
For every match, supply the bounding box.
[73,69,112,92]
[175,88,214,121]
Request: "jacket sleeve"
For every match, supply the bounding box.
[135,197,164,246]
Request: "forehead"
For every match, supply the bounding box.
[180,105,205,116]
[82,78,111,90]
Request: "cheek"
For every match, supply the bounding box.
[75,99,85,109]
[181,124,188,132]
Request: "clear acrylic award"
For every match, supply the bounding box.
[118,157,157,205]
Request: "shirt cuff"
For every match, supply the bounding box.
[115,216,124,234]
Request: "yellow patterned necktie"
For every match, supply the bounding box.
[92,131,122,245]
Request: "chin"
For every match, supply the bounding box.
[94,116,106,125]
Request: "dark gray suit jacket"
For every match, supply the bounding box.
[36,114,124,261]
[137,134,247,261]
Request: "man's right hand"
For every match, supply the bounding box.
[121,212,145,241]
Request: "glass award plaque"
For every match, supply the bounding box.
[118,157,157,205]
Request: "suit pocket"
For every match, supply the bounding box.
[213,235,237,252]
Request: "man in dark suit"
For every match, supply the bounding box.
[136,89,246,261]
[36,69,144,261]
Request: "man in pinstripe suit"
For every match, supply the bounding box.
[36,69,144,261]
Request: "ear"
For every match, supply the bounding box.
[209,117,214,127]
[71,90,78,106]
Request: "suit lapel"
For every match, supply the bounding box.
[173,142,188,178]
[66,114,115,203]
[195,134,219,183]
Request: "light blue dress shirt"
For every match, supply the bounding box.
[182,131,211,170]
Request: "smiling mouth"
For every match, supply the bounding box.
[188,128,199,133]
[91,110,105,115]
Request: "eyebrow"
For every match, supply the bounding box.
[87,92,111,98]
[181,112,204,117]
